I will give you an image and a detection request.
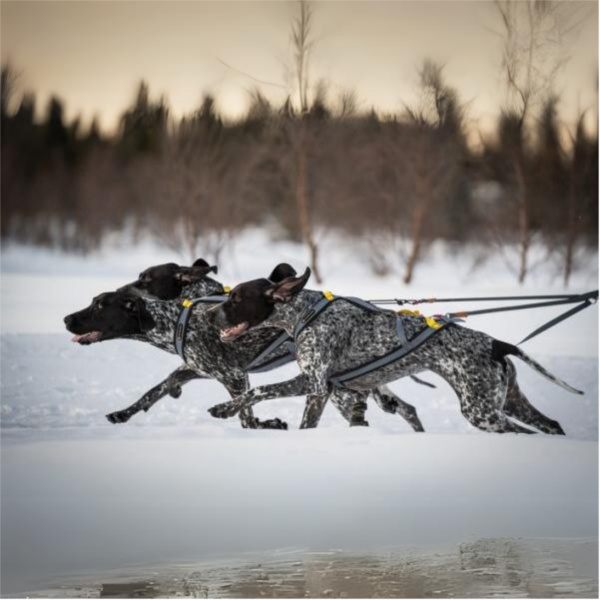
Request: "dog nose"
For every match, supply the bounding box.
[64,315,73,327]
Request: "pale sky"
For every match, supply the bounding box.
[1,1,598,136]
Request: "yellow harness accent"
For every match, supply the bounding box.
[223,286,232,294]
[182,299,193,308]
[425,316,443,330]
[398,308,421,317]
[398,308,442,330]
[323,290,334,301]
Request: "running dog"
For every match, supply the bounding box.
[208,266,582,433]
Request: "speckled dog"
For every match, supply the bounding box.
[208,266,583,433]
[64,261,426,431]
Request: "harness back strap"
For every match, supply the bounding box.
[330,321,448,388]
[293,292,456,389]
[294,293,408,344]
[294,296,336,338]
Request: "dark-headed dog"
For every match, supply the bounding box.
[207,266,582,433]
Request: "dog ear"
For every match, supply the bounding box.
[268,263,297,283]
[124,298,155,333]
[135,298,155,332]
[265,267,311,303]
[192,258,218,275]
[176,264,217,283]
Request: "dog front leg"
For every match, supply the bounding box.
[208,374,311,420]
[372,386,425,432]
[106,366,203,424]
[221,376,289,431]
[300,394,330,429]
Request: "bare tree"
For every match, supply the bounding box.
[292,0,312,115]
[367,61,466,284]
[493,0,586,283]
[562,109,596,286]
[146,97,252,263]
[1,63,20,121]
[289,0,323,283]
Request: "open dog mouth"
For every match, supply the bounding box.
[220,322,249,342]
[71,331,103,345]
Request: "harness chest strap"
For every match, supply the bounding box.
[174,295,230,361]
[244,332,296,373]
[173,293,295,372]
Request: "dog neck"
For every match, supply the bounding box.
[261,289,324,336]
[133,280,224,351]
[181,277,224,299]
[130,300,181,353]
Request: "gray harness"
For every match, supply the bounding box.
[294,293,457,388]
[174,296,296,373]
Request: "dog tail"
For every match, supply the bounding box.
[492,340,583,395]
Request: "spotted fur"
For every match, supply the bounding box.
[209,268,582,433]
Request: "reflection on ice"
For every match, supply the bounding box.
[18,538,599,599]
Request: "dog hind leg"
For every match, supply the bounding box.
[300,394,331,429]
[435,359,535,434]
[328,388,370,427]
[209,374,312,420]
[502,360,565,435]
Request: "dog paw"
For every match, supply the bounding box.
[106,411,131,424]
[208,402,241,419]
[168,385,182,399]
[350,419,369,427]
[257,418,289,430]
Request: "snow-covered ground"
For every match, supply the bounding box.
[1,231,598,596]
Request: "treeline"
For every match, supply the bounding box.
[1,63,597,285]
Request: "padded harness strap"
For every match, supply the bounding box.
[293,292,456,389]
[174,295,295,372]
[329,322,448,388]
[244,331,296,373]
[174,295,230,361]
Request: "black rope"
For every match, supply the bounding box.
[517,300,594,345]
[369,292,595,305]
[369,290,598,345]
[446,291,597,319]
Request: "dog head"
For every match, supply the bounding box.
[214,264,310,342]
[119,259,218,300]
[63,291,156,344]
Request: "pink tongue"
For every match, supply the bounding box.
[71,332,101,343]
[221,323,248,339]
